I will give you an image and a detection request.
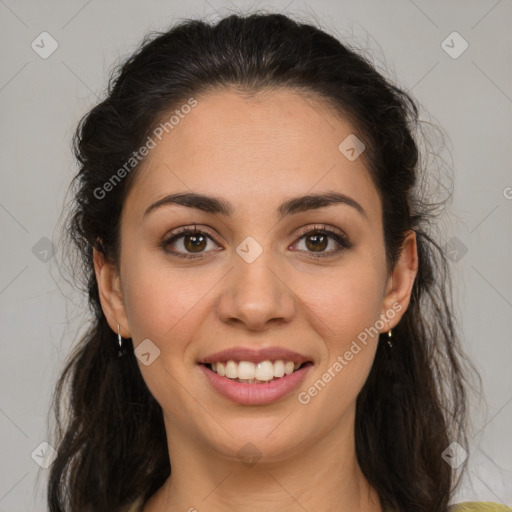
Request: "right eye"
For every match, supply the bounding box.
[161,226,222,259]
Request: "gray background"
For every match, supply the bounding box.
[0,0,511,510]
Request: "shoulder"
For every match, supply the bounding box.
[448,502,512,512]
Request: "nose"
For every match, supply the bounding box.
[216,248,296,331]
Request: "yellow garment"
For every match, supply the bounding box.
[449,504,512,512]
[125,499,511,512]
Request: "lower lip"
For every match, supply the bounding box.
[199,363,313,405]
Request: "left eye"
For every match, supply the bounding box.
[291,227,352,258]
[162,225,352,259]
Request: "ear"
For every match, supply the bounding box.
[379,230,419,332]
[93,247,131,338]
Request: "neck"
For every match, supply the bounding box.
[143,409,383,512]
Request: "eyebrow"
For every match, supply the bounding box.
[143,191,367,220]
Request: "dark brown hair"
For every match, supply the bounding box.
[46,11,479,512]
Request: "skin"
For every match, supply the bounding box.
[94,88,418,512]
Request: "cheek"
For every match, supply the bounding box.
[296,262,385,341]
[120,254,213,407]
[121,248,221,354]
[124,274,197,342]
[120,246,176,339]
[293,258,385,399]
[294,268,383,419]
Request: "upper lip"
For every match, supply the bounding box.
[199,347,313,366]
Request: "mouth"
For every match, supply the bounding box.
[197,347,314,404]
[198,359,314,405]
[200,360,314,384]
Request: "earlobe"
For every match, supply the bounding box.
[93,247,131,338]
[380,230,419,330]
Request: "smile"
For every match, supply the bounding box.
[206,359,304,383]
[199,361,314,405]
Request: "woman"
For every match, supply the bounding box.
[46,12,511,512]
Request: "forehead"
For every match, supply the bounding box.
[124,88,380,220]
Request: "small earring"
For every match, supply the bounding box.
[386,329,393,348]
[117,323,124,358]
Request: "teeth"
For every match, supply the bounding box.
[285,361,296,375]
[210,360,302,382]
[225,361,238,379]
[255,360,274,380]
[216,362,226,377]
[239,361,259,380]
[274,360,285,378]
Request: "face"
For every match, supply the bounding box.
[95,88,417,464]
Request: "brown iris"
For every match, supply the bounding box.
[305,232,328,252]
[184,233,207,252]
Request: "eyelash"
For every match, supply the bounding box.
[161,223,353,260]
